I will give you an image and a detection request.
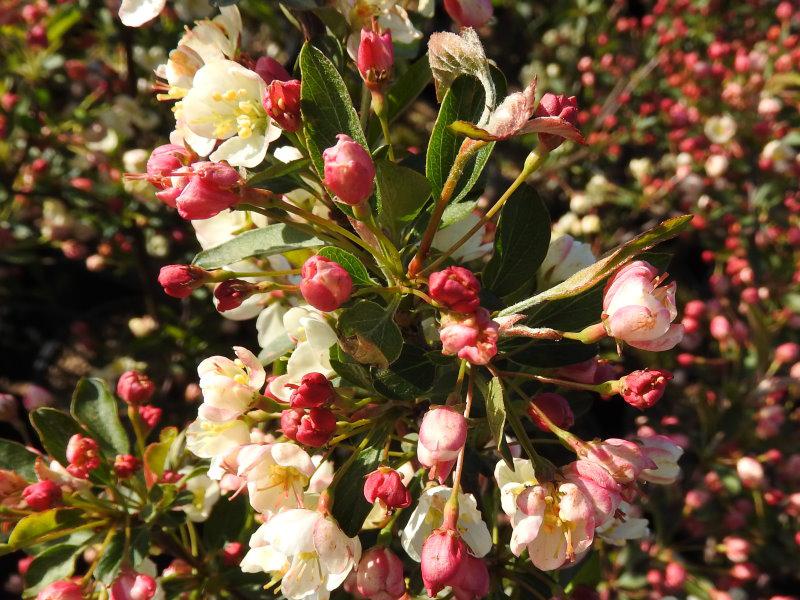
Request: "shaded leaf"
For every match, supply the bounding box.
[8,508,84,550]
[0,439,38,482]
[192,223,324,269]
[29,408,83,465]
[203,494,249,550]
[373,345,435,400]
[71,377,129,457]
[498,215,692,316]
[94,530,126,584]
[338,300,403,366]
[24,542,85,594]
[375,160,432,241]
[247,158,311,187]
[485,376,506,452]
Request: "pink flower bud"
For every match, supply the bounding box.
[364,467,412,509]
[736,456,765,489]
[145,144,193,199]
[175,162,241,220]
[36,580,84,600]
[214,279,259,312]
[18,555,34,576]
[443,0,493,28]
[775,342,800,364]
[158,264,210,298]
[322,134,375,206]
[418,406,467,483]
[421,529,467,597]
[114,454,141,479]
[110,570,158,600]
[300,255,353,312]
[255,56,291,83]
[22,384,54,411]
[355,546,406,600]
[264,79,302,132]
[282,407,336,447]
[664,561,686,591]
[723,536,750,563]
[527,392,574,431]
[620,369,672,410]
[428,266,481,313]
[289,372,334,409]
[22,480,62,511]
[709,315,731,341]
[116,370,155,406]
[65,434,100,479]
[439,308,499,365]
[222,541,244,566]
[602,261,683,351]
[138,405,162,429]
[451,554,490,600]
[357,28,394,91]
[535,93,580,150]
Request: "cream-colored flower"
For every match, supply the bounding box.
[704,114,737,144]
[236,443,315,516]
[186,418,250,459]
[197,346,265,421]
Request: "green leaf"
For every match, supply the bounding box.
[483,185,550,299]
[299,42,367,176]
[0,439,38,482]
[203,494,249,550]
[337,300,403,367]
[318,247,376,286]
[8,508,84,550]
[564,551,601,593]
[426,76,495,204]
[373,345,435,400]
[329,346,375,391]
[70,377,129,457]
[130,526,150,567]
[192,223,324,270]
[24,542,85,594]
[498,215,692,316]
[144,427,178,488]
[330,423,392,537]
[484,376,507,453]
[29,408,83,465]
[375,160,432,241]
[94,530,126,584]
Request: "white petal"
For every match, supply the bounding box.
[282,555,323,599]
[119,0,166,27]
[210,134,269,169]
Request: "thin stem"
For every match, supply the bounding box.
[407,139,486,277]
[128,405,147,456]
[82,527,116,584]
[421,147,548,276]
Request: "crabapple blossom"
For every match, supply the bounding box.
[620,369,673,409]
[363,467,412,510]
[322,134,375,206]
[439,308,499,365]
[288,372,334,409]
[401,486,492,562]
[596,501,650,545]
[562,460,623,526]
[354,546,406,600]
[428,266,481,313]
[638,435,684,484]
[173,161,242,220]
[36,580,84,600]
[583,438,656,485]
[109,570,158,600]
[113,455,141,479]
[138,405,163,429]
[240,509,360,600]
[65,434,100,479]
[263,79,302,132]
[234,442,315,514]
[537,234,596,290]
[116,370,156,406]
[197,346,264,422]
[181,60,281,168]
[736,456,765,489]
[300,255,353,312]
[157,265,210,298]
[420,527,468,596]
[443,0,493,28]
[602,260,684,351]
[357,28,394,91]
[179,472,220,522]
[417,406,467,483]
[22,480,61,511]
[281,407,337,447]
[535,93,580,151]
[186,418,251,459]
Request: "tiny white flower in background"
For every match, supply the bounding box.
[704,114,737,144]
[537,234,595,290]
[186,418,251,459]
[179,472,221,522]
[761,139,797,173]
[705,154,729,178]
[119,0,167,28]
[758,96,782,117]
[431,213,493,263]
[197,346,265,421]
[629,157,653,183]
[400,485,492,562]
[268,307,338,402]
[596,501,650,546]
[569,192,593,215]
[580,214,600,235]
[235,442,315,515]
[553,212,582,237]
[182,59,281,168]
[241,509,361,600]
